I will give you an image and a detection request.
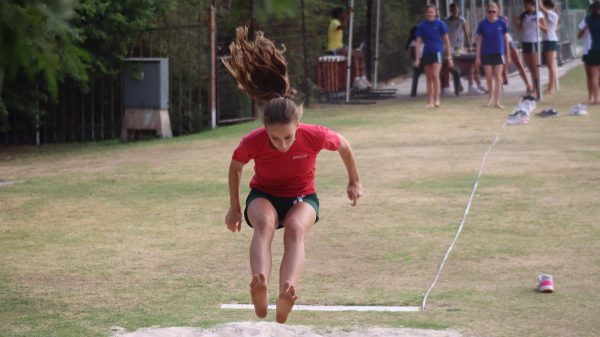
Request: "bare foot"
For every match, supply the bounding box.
[486,99,493,107]
[425,103,434,109]
[275,282,298,324]
[495,103,505,109]
[434,101,440,108]
[250,273,268,318]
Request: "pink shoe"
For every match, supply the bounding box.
[536,273,554,293]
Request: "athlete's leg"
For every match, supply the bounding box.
[585,64,593,101]
[591,65,600,104]
[246,198,278,318]
[545,50,557,93]
[524,52,539,96]
[276,202,316,323]
[511,47,532,92]
[424,65,435,108]
[431,62,442,107]
[483,65,494,106]
[493,64,504,108]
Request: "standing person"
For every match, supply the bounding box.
[515,0,547,97]
[578,3,596,103]
[499,14,533,94]
[406,26,424,97]
[223,27,363,324]
[580,1,600,104]
[414,4,453,108]
[540,0,559,94]
[475,2,511,109]
[442,2,485,95]
[326,6,371,90]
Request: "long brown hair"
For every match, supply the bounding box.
[222,26,302,125]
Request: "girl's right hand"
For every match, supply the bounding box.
[413,59,420,68]
[225,208,243,232]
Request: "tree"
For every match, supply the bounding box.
[75,0,175,77]
[0,0,89,132]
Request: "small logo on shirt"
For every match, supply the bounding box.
[293,154,308,159]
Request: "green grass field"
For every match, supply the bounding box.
[1,66,599,337]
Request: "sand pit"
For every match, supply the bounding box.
[112,322,462,337]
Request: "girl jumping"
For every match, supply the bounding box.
[223,27,363,323]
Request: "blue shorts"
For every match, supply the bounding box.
[244,189,320,229]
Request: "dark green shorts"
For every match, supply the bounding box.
[244,189,319,230]
[542,40,558,53]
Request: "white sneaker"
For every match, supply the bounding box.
[569,103,588,116]
[468,85,484,95]
[516,99,536,115]
[359,76,372,89]
[477,85,488,94]
[507,110,528,125]
[441,88,453,97]
[353,77,368,91]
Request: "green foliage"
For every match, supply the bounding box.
[0,0,90,132]
[76,0,176,77]
[568,0,592,10]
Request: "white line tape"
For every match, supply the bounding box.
[220,304,420,312]
[421,122,506,310]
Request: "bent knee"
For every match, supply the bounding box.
[251,215,278,233]
[283,220,307,241]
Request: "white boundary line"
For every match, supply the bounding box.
[220,304,420,312]
[421,122,506,310]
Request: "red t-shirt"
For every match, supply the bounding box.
[232,123,341,197]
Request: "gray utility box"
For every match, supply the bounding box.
[121,58,172,140]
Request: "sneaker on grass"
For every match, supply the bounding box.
[536,109,559,117]
[507,110,528,125]
[569,103,588,116]
[536,273,554,293]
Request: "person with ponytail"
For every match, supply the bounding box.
[223,27,363,323]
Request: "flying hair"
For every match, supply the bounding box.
[222,26,296,102]
[222,26,302,125]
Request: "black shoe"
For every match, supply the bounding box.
[536,108,559,117]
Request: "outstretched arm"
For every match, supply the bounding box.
[225,159,245,232]
[336,133,363,206]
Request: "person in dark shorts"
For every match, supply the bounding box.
[578,2,599,103]
[475,2,511,109]
[515,0,547,97]
[580,1,600,104]
[414,4,453,108]
[223,27,363,323]
[540,0,559,94]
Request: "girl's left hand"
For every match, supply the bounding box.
[347,181,363,206]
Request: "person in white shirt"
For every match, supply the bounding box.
[515,0,547,97]
[540,0,559,94]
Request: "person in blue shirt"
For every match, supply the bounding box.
[475,2,511,109]
[414,5,452,108]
